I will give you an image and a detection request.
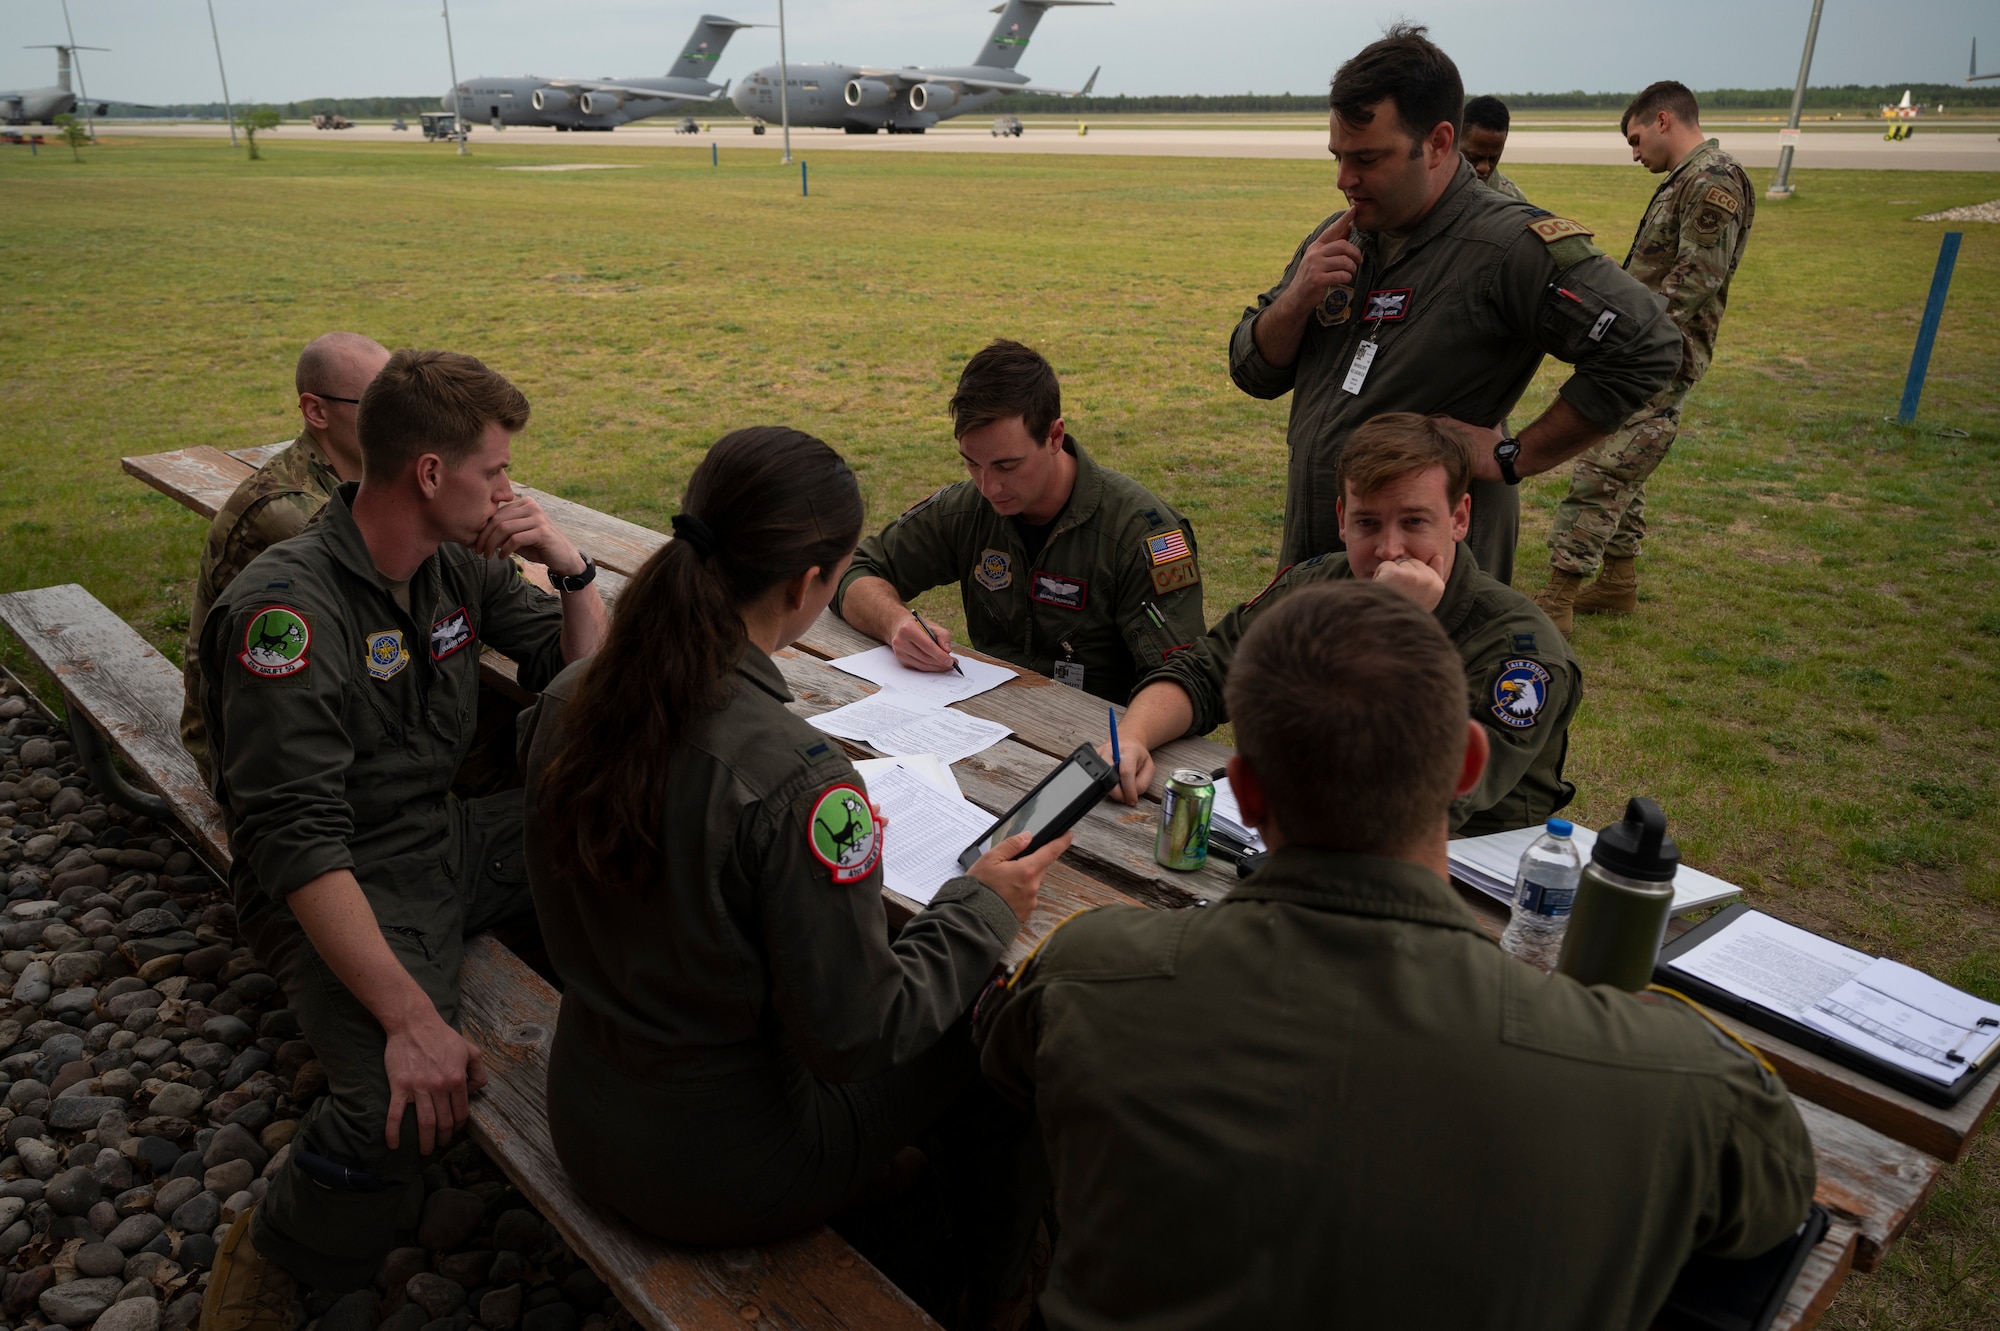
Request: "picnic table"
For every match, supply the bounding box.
[96,440,2000,1328]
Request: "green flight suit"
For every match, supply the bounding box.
[181,429,342,782]
[1229,158,1682,582]
[835,438,1205,704]
[976,849,1818,1331]
[518,650,1042,1305]
[199,481,568,1291]
[1136,541,1578,835]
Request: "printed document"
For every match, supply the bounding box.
[827,645,1016,708]
[861,761,995,905]
[1211,777,1266,854]
[873,711,1014,765]
[1802,958,2000,1085]
[1668,910,1872,1019]
[1448,825,1741,915]
[808,692,938,742]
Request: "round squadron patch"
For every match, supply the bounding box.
[808,784,882,884]
[238,606,310,679]
[365,630,410,682]
[1491,660,1552,730]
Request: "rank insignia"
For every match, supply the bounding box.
[365,630,409,682]
[808,784,881,885]
[431,606,476,661]
[1030,571,1088,611]
[974,548,1012,591]
[1511,632,1539,655]
[238,606,310,679]
[1491,660,1552,729]
[1365,288,1413,321]
[1315,284,1355,327]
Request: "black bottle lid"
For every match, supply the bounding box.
[1591,796,1680,883]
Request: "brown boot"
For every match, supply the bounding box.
[202,1206,298,1331]
[1533,571,1583,637]
[1574,556,1639,615]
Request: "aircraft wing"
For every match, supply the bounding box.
[541,80,731,102]
[849,64,1099,97]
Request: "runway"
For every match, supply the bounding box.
[91,118,2000,172]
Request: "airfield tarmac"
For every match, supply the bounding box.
[100,118,2000,172]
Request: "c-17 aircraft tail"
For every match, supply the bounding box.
[667,15,757,82]
[976,0,1113,70]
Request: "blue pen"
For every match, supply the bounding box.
[1108,706,1121,771]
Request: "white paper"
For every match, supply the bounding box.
[873,711,1013,765]
[1800,958,2000,1084]
[808,692,938,742]
[1210,777,1266,853]
[827,645,1015,708]
[863,762,995,906]
[1668,910,1872,1019]
[1447,825,1742,915]
[853,756,960,800]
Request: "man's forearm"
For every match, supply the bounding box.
[1250,291,1313,372]
[288,869,436,1035]
[1515,396,1612,478]
[841,575,918,643]
[1123,682,1196,752]
[558,586,609,664]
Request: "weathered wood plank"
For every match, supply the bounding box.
[122,447,254,520]
[231,441,290,469]
[1791,1099,1939,1272]
[1769,1216,1858,1331]
[457,935,938,1331]
[0,585,231,872]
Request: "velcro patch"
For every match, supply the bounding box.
[365,630,409,682]
[431,607,476,661]
[1529,216,1594,244]
[1365,288,1413,321]
[1491,659,1552,730]
[973,548,1012,592]
[808,783,881,885]
[1030,571,1088,611]
[1150,557,1199,596]
[1693,208,1724,238]
[1147,530,1191,566]
[239,605,311,679]
[1701,184,1740,216]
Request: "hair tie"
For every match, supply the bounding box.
[671,512,717,557]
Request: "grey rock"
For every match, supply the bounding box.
[0,1216,31,1258]
[376,1246,430,1294]
[48,787,86,818]
[89,1197,120,1234]
[133,1135,179,1175]
[202,1159,253,1198]
[105,1211,166,1252]
[77,1240,129,1277]
[559,1271,608,1313]
[11,975,50,1006]
[405,1274,465,1320]
[179,1043,230,1075]
[164,1292,202,1331]
[317,1289,379,1331]
[52,952,102,987]
[176,1232,216,1269]
[200,1122,267,1172]
[151,1176,200,1216]
[200,1016,251,1048]
[100,1068,139,1101]
[479,1286,523,1330]
[46,987,99,1018]
[19,738,55,767]
[377,1308,427,1331]
[5,1079,49,1109]
[94,1293,162,1331]
[122,1251,180,1283]
[520,1304,579,1331]
[46,1165,102,1216]
[436,1252,494,1287]
[0,1196,24,1227]
[144,1085,203,1121]
[112,1185,154,1217]
[123,910,180,940]
[415,1187,484,1251]
[39,1276,123,1327]
[220,1048,270,1090]
[16,1135,58,1180]
[168,1191,218,1234]
[51,1096,124,1131]
[493,1208,544,1255]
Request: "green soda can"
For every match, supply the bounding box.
[1156,769,1215,871]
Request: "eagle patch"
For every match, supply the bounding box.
[808,784,881,885]
[1491,660,1552,729]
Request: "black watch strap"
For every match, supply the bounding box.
[550,552,597,593]
[1494,439,1522,487]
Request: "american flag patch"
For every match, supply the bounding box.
[1147,531,1190,565]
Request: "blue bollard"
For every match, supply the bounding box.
[1896,231,1962,425]
[801,160,808,196]
[711,142,717,167]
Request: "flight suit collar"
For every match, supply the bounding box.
[1047,436,1104,538]
[1226,846,1487,938]
[1359,158,1485,271]
[321,482,446,621]
[735,645,795,705]
[1432,540,1483,639]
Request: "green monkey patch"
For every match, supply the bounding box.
[808,783,881,884]
[239,606,311,679]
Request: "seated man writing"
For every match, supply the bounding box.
[199,350,608,1324]
[979,580,1817,1330]
[1108,412,1577,835]
[835,339,1206,703]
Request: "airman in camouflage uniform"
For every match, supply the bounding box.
[1537,85,1754,631]
[180,333,386,778]
[1460,94,1527,202]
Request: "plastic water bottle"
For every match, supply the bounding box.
[1500,819,1582,972]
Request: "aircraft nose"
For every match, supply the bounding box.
[730,83,752,115]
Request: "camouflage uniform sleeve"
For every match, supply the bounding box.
[1499,229,1681,432]
[1113,516,1206,684]
[1451,645,1577,833]
[470,556,567,693]
[1657,171,1749,371]
[834,486,967,615]
[753,759,1015,1082]
[201,594,357,899]
[1227,214,1343,400]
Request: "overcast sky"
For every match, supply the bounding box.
[3,0,1993,104]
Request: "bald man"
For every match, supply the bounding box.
[181,332,390,779]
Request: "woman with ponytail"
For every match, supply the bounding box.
[519,427,1062,1316]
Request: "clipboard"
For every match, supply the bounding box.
[1655,904,2000,1108]
[1656,1204,1831,1331]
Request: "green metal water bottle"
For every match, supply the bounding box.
[1555,797,1679,991]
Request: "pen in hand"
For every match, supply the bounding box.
[915,615,965,677]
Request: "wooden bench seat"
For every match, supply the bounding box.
[0,583,936,1331]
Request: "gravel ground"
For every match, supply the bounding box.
[1916,198,2000,222]
[0,672,636,1331]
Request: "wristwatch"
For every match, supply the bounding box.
[1494,438,1523,486]
[549,552,597,593]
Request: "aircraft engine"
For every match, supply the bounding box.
[908,83,959,113]
[579,90,624,115]
[844,79,892,109]
[531,88,572,112]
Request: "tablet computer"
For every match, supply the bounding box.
[957,744,1116,872]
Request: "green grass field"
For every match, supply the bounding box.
[2,135,1995,1326]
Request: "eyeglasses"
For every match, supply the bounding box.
[305,392,362,405]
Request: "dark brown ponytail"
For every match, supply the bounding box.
[536,426,864,896]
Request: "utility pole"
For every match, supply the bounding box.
[442,0,470,156]
[57,2,101,142]
[204,0,238,147]
[776,0,793,164]
[1767,0,1824,199]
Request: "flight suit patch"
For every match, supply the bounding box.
[1528,216,1594,244]
[807,783,881,885]
[1315,285,1354,327]
[1365,288,1413,321]
[431,607,476,661]
[1491,660,1552,729]
[238,606,310,679]
[1150,557,1199,596]
[1511,632,1539,655]
[1030,572,1088,611]
[798,739,834,764]
[1692,208,1724,241]
[365,630,409,682]
[974,549,1012,591]
[1701,184,1741,216]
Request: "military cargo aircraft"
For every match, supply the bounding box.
[1,46,108,125]
[444,14,750,131]
[730,0,1107,134]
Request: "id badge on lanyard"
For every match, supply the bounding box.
[1343,319,1384,395]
